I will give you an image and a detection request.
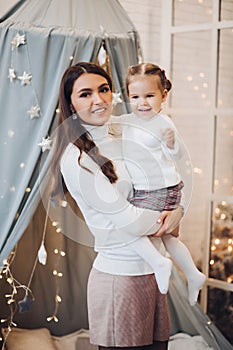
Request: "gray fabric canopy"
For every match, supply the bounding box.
[0,0,140,266]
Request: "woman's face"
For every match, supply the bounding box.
[71,73,112,126]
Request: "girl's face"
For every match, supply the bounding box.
[71,73,112,126]
[128,75,167,119]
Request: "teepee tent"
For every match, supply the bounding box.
[0,0,141,266]
[0,1,232,349]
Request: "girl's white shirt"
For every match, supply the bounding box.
[60,122,163,276]
[120,112,182,191]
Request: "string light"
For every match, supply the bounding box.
[46,217,66,323]
[0,250,34,349]
[210,201,233,285]
[59,200,68,208]
[52,221,59,227]
[8,130,15,138]
[220,213,226,220]
[193,167,203,174]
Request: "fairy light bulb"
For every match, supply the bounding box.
[215,208,220,214]
[56,295,62,303]
[59,200,67,208]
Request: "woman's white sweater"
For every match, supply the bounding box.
[60,123,162,276]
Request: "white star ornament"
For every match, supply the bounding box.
[27,105,40,119]
[38,137,52,152]
[18,71,32,86]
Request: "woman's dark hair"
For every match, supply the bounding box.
[51,62,117,202]
[126,62,172,94]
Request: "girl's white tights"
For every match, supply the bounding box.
[130,235,206,305]
[130,236,172,294]
[162,234,206,305]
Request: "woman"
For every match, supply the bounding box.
[51,62,182,350]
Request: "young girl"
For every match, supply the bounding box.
[118,63,206,305]
[51,62,182,350]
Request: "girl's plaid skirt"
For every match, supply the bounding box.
[129,181,184,211]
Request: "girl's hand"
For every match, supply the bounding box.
[151,207,182,237]
[162,128,175,149]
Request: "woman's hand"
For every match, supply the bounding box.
[151,206,182,237]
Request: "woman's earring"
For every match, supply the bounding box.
[70,105,77,120]
[72,112,77,120]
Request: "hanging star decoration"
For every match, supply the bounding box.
[11,32,26,50]
[27,105,40,119]
[112,92,123,106]
[18,292,35,313]
[18,71,32,86]
[38,137,53,152]
[8,68,17,83]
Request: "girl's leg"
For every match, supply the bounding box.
[162,234,206,305]
[130,237,172,294]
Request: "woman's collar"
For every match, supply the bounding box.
[82,123,109,140]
